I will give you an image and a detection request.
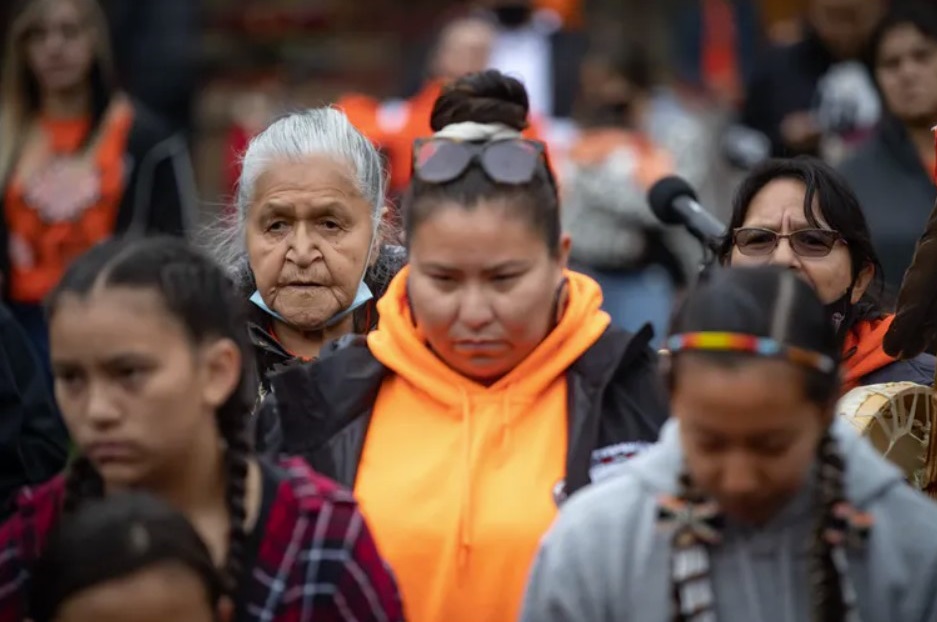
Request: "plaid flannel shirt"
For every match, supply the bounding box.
[0,457,404,622]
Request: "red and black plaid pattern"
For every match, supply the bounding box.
[0,458,404,622]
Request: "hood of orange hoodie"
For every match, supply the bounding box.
[367,266,612,406]
[842,315,901,391]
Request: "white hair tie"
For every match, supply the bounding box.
[433,121,522,142]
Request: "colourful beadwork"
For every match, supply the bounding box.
[666,331,836,374]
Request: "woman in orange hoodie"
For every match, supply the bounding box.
[718,156,935,393]
[260,70,670,622]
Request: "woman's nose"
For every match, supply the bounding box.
[769,237,800,268]
[286,226,323,267]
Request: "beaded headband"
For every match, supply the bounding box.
[665,331,836,374]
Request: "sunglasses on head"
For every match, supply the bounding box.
[412,137,549,185]
[733,227,846,258]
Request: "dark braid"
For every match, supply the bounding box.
[62,456,105,514]
[47,235,259,597]
[810,432,852,622]
[217,403,251,593]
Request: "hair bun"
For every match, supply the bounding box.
[430,70,530,132]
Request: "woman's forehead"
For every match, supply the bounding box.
[744,180,832,229]
[250,156,368,209]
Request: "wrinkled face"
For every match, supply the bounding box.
[24,0,96,96]
[728,179,871,305]
[246,156,376,330]
[407,199,568,383]
[876,24,937,125]
[673,356,831,526]
[433,19,495,83]
[53,563,220,622]
[809,0,883,59]
[50,287,238,490]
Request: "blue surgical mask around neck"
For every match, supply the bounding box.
[249,280,374,330]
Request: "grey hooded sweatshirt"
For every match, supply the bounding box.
[520,417,937,622]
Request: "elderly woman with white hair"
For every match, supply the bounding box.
[212,108,404,403]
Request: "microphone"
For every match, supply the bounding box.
[648,176,727,254]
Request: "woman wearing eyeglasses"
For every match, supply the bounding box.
[717,157,935,393]
[261,69,669,622]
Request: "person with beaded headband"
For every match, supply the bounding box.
[260,69,669,622]
[0,236,403,621]
[521,265,937,622]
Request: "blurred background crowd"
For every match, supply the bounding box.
[2,0,937,341]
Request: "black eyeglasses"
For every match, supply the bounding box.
[733,227,846,258]
[412,137,549,185]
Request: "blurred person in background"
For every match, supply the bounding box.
[261,71,669,622]
[719,158,935,392]
[839,0,937,292]
[561,42,706,342]
[339,15,504,197]
[211,109,405,406]
[741,0,885,163]
[671,0,761,108]
[0,0,198,368]
[478,0,587,120]
[99,0,200,134]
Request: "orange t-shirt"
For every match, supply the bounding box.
[354,267,610,622]
[5,99,133,303]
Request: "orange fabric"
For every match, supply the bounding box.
[339,81,547,195]
[535,0,584,28]
[5,99,134,303]
[355,267,610,622]
[701,0,742,104]
[566,128,674,189]
[39,116,91,152]
[842,315,902,393]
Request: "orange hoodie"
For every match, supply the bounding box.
[355,267,610,622]
[842,315,902,393]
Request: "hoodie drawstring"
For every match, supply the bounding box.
[458,387,472,568]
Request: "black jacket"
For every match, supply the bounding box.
[0,303,68,517]
[257,324,669,500]
[838,117,937,292]
[0,100,197,299]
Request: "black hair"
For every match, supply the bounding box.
[402,69,561,256]
[665,265,854,622]
[870,0,937,67]
[717,157,888,320]
[668,264,841,403]
[30,492,224,622]
[45,235,256,597]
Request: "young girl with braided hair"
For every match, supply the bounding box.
[521,265,937,622]
[0,235,403,622]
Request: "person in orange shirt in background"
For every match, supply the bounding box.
[261,71,669,622]
[338,15,545,198]
[0,0,196,372]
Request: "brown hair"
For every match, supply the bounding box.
[402,70,561,256]
[0,0,116,182]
